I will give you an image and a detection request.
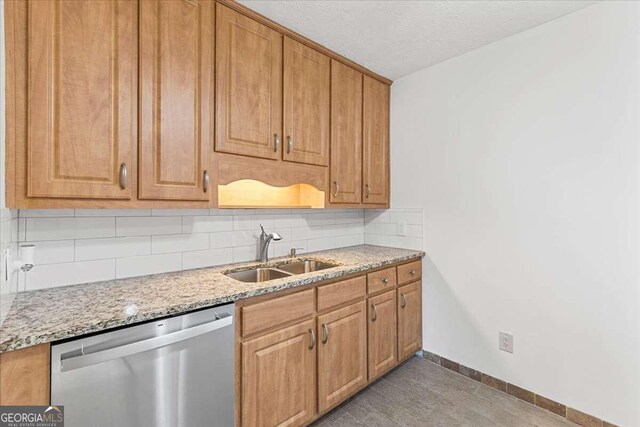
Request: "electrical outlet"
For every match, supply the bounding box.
[499,332,514,353]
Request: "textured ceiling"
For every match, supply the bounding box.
[238,0,597,80]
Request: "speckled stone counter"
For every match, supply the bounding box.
[0,245,424,353]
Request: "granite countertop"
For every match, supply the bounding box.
[0,245,424,353]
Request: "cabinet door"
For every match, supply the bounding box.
[362,76,390,205]
[330,60,362,204]
[242,319,316,427]
[27,0,136,199]
[368,290,397,380]
[317,301,367,413]
[216,4,282,160]
[398,281,422,361]
[139,0,213,201]
[283,37,330,166]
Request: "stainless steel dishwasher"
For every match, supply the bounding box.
[51,303,234,427]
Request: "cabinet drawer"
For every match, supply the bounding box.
[367,267,397,294]
[317,276,366,312]
[241,289,315,337]
[397,260,422,284]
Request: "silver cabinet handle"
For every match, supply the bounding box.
[203,170,209,193]
[382,277,389,284]
[274,133,280,152]
[371,304,377,322]
[401,293,407,309]
[410,270,416,276]
[286,135,293,153]
[321,324,329,344]
[119,163,128,190]
[365,184,370,199]
[309,328,316,350]
[333,181,339,197]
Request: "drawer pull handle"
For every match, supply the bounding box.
[401,293,407,309]
[309,329,316,350]
[321,324,329,344]
[410,270,416,276]
[119,163,128,190]
[382,278,389,284]
[371,304,378,322]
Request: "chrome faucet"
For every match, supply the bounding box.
[258,224,282,262]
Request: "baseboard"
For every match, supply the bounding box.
[421,350,619,427]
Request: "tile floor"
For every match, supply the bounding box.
[312,356,576,426]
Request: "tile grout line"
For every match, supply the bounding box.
[420,350,619,427]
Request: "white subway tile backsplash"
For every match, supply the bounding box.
[388,236,422,250]
[232,230,259,247]
[10,207,422,291]
[152,208,210,216]
[233,215,274,231]
[26,217,115,241]
[365,233,390,246]
[117,216,181,237]
[75,209,151,217]
[308,236,335,252]
[19,209,75,218]
[182,216,232,233]
[31,240,75,265]
[76,237,151,261]
[18,218,26,241]
[233,245,258,263]
[209,231,234,248]
[116,253,182,279]
[152,233,209,254]
[183,248,234,270]
[389,211,423,225]
[364,208,423,250]
[26,260,115,290]
[274,214,306,228]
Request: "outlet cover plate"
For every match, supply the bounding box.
[499,332,514,353]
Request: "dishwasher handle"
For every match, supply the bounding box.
[58,313,233,373]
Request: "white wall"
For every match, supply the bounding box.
[392,2,639,426]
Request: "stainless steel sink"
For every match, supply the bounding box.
[277,260,338,275]
[225,268,292,283]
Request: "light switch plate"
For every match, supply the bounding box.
[397,220,408,236]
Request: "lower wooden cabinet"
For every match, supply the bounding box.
[317,301,367,412]
[398,281,422,361]
[241,319,317,427]
[368,290,397,380]
[237,260,422,426]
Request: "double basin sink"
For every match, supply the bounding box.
[225,259,339,283]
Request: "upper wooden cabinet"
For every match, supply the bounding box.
[25,0,136,200]
[330,60,363,204]
[362,76,390,205]
[139,0,213,201]
[283,37,330,167]
[6,0,391,208]
[215,4,282,160]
